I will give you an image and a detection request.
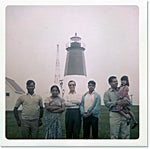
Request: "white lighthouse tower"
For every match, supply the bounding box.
[63,33,87,95]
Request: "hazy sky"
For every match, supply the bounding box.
[6,5,139,104]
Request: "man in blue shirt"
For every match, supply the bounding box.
[80,80,101,139]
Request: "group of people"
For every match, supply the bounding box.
[13,75,138,139]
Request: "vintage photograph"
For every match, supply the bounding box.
[1,0,147,147]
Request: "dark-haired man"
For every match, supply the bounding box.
[80,80,101,139]
[64,80,82,139]
[103,76,132,139]
[13,80,43,139]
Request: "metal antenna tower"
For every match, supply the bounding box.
[54,44,60,84]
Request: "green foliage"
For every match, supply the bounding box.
[6,106,139,139]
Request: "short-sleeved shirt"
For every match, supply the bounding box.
[15,94,43,120]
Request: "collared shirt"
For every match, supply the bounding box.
[103,88,119,110]
[80,91,101,118]
[103,87,132,111]
[64,92,82,109]
[84,91,95,112]
[15,93,43,120]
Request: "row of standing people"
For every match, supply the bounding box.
[13,75,138,139]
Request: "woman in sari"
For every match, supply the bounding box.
[43,85,65,139]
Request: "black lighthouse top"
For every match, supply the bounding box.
[70,33,81,42]
[66,33,85,51]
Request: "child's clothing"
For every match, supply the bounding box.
[110,85,138,129]
[110,85,130,113]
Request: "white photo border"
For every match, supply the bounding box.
[0,0,147,147]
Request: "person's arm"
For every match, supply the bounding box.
[65,101,77,107]
[71,100,80,105]
[103,91,117,110]
[39,107,43,118]
[79,95,85,116]
[44,103,60,112]
[53,102,65,113]
[39,98,44,118]
[117,97,132,106]
[71,94,82,105]
[13,107,21,127]
[13,97,22,127]
[38,106,44,126]
[64,95,78,107]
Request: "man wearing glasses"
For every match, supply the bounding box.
[64,80,82,139]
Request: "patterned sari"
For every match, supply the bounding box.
[43,96,64,139]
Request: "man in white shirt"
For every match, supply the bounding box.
[64,80,82,139]
[80,80,101,139]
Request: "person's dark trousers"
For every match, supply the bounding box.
[65,108,81,139]
[83,115,98,139]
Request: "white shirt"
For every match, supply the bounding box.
[84,92,95,112]
[64,92,82,109]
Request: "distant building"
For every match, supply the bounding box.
[5,77,25,111]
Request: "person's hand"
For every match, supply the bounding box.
[116,99,124,105]
[83,112,91,118]
[122,98,130,106]
[17,120,21,127]
[86,112,91,117]
[116,99,129,106]
[117,99,126,106]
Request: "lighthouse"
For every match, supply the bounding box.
[63,33,87,95]
[64,33,87,76]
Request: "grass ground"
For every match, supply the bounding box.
[6,105,139,139]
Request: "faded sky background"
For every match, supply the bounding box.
[6,5,139,104]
